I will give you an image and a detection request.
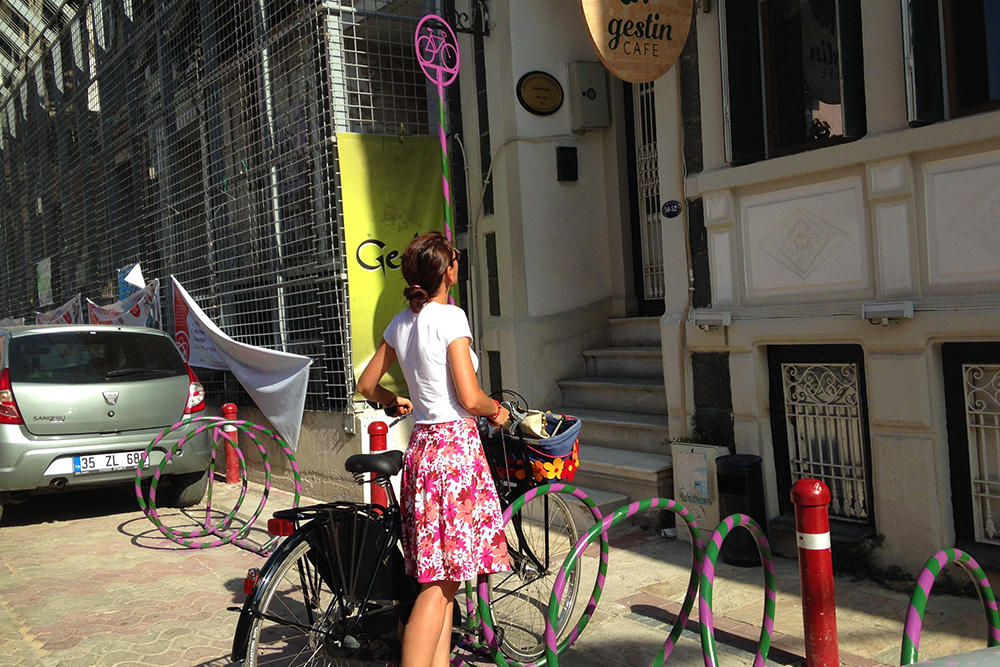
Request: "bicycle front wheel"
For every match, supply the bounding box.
[244,512,414,666]
[488,490,581,662]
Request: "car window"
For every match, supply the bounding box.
[9,331,187,383]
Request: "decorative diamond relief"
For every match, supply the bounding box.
[966,186,1000,254]
[760,207,848,278]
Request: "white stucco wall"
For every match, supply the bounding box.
[457,0,633,407]
[506,1,616,318]
[678,1,1000,571]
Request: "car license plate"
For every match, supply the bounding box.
[73,451,148,475]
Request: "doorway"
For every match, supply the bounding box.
[624,81,666,316]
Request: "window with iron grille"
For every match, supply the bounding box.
[944,342,1000,566]
[0,0,459,413]
[768,344,874,524]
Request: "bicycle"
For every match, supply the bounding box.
[229,405,589,666]
[478,392,584,661]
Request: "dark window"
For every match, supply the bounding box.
[905,1,1000,123]
[485,232,500,317]
[10,331,186,384]
[487,350,503,398]
[721,0,866,163]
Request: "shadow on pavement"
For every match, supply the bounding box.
[630,602,806,666]
[1,483,139,526]
[188,656,233,667]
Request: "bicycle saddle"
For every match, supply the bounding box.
[344,449,404,476]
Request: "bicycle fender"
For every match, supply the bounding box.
[230,524,317,664]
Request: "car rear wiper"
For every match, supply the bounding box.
[104,368,178,378]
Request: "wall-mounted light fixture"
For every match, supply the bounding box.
[692,309,732,331]
[862,301,914,326]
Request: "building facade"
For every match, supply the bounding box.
[464,0,1000,569]
[4,0,1000,569]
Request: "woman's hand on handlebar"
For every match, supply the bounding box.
[384,396,413,418]
[487,404,509,427]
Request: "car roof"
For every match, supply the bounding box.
[0,324,170,338]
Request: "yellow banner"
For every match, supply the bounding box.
[339,133,443,398]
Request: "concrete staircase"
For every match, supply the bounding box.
[557,317,673,525]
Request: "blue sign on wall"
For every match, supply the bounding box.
[661,200,682,218]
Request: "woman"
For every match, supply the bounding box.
[356,232,510,667]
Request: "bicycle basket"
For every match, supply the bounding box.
[482,413,581,486]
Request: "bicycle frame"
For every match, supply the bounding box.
[231,494,417,664]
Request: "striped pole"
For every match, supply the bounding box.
[415,14,461,303]
[367,420,388,508]
[792,478,839,667]
[222,402,239,483]
[436,75,454,244]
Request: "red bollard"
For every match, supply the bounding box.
[222,403,239,484]
[792,478,840,667]
[367,421,388,508]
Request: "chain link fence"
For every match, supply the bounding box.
[0,0,463,412]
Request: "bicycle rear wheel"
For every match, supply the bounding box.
[244,510,416,666]
[487,490,581,662]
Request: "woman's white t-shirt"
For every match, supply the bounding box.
[383,302,479,424]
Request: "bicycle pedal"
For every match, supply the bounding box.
[456,635,493,658]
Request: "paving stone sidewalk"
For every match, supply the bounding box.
[0,479,992,667]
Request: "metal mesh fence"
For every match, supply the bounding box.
[0,0,459,412]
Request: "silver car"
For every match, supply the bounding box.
[0,324,213,523]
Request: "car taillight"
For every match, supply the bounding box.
[243,568,260,595]
[267,518,295,536]
[185,365,205,414]
[0,368,23,425]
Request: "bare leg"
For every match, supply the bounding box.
[431,597,455,667]
[402,580,460,667]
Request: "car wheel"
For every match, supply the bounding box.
[164,467,209,508]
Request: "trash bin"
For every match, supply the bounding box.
[716,454,767,567]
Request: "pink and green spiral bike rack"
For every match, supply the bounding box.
[900,548,1000,665]
[460,483,608,667]
[471,477,1000,667]
[134,415,302,556]
[471,490,777,667]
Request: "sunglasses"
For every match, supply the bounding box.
[451,248,462,264]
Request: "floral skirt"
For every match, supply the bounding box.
[401,418,510,583]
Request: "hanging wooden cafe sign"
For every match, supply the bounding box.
[578,0,694,83]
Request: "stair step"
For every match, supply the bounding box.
[573,444,672,502]
[561,486,629,531]
[609,317,661,347]
[583,347,664,379]
[570,407,670,454]
[559,376,667,414]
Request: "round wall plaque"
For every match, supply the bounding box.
[516,71,564,116]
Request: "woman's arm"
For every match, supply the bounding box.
[448,337,509,425]
[356,338,412,414]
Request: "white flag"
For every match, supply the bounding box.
[171,276,312,450]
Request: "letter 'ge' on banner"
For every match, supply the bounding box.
[578,0,694,83]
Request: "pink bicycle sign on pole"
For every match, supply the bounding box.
[415,14,460,246]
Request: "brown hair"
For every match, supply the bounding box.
[401,232,453,313]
